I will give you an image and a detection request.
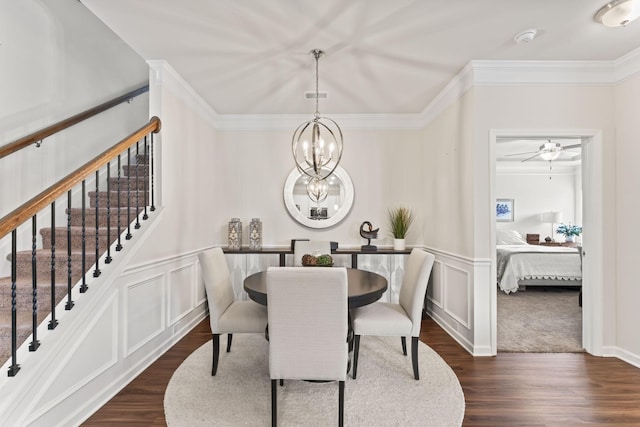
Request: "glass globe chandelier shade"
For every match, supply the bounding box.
[292,49,343,181]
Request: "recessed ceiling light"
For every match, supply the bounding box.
[514,29,537,44]
[595,0,640,27]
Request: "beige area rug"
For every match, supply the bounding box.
[164,334,464,426]
[497,287,583,353]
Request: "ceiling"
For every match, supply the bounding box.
[82,0,640,117]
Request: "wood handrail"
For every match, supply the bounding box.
[0,116,161,239]
[0,85,149,160]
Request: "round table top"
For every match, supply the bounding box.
[243,268,388,309]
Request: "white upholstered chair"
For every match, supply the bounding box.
[293,240,331,266]
[266,267,348,427]
[351,248,435,380]
[198,247,268,376]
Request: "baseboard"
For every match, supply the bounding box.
[602,345,640,369]
[427,309,474,355]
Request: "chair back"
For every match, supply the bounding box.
[398,249,436,337]
[198,247,236,333]
[293,241,332,266]
[266,267,348,381]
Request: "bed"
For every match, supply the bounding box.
[496,230,582,294]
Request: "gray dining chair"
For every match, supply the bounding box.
[351,248,435,380]
[198,247,268,376]
[266,266,349,427]
[293,240,332,266]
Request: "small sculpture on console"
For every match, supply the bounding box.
[359,221,379,252]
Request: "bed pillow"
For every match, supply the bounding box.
[496,230,527,245]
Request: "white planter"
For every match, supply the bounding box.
[393,238,406,251]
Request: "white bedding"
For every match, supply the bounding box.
[496,244,582,294]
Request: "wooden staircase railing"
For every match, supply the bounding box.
[0,85,149,161]
[0,114,161,377]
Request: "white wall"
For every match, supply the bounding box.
[495,164,581,242]
[0,1,149,215]
[613,74,640,360]
[128,61,428,269]
[0,1,148,275]
[474,84,616,353]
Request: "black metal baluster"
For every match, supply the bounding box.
[134,140,141,229]
[8,230,20,376]
[65,191,74,310]
[93,171,101,278]
[80,181,88,293]
[29,216,40,351]
[49,202,58,330]
[142,135,149,220]
[105,162,112,263]
[116,154,123,251]
[150,132,156,212]
[126,147,132,240]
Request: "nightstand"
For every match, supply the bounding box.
[539,242,563,246]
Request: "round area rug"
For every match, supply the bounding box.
[165,334,464,426]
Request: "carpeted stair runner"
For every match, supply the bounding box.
[0,159,148,367]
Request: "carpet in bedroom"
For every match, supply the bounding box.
[497,287,583,353]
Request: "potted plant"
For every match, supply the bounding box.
[388,206,414,250]
[556,223,582,242]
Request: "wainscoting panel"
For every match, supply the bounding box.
[26,293,119,424]
[443,264,471,328]
[125,274,166,356]
[424,248,476,354]
[429,260,444,309]
[168,264,196,326]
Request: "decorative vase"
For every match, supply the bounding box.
[565,235,575,243]
[249,218,262,250]
[228,218,242,251]
[393,238,406,251]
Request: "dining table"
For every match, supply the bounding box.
[243,267,388,309]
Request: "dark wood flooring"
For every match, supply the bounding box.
[84,317,640,426]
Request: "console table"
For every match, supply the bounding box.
[221,246,411,304]
[221,247,411,268]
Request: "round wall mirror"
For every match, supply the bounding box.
[283,165,354,229]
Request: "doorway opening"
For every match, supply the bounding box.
[489,130,604,356]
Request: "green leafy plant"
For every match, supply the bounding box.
[387,206,414,239]
[556,224,582,237]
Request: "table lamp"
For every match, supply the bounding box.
[541,211,563,241]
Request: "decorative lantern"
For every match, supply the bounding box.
[249,218,262,251]
[228,218,242,251]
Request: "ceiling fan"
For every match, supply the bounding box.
[505,140,581,162]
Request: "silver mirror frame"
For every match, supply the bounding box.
[283,165,354,229]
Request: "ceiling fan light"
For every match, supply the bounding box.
[539,151,561,161]
[595,0,640,27]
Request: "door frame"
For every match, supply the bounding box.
[489,129,603,355]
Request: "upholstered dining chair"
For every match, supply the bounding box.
[198,247,268,376]
[293,240,332,266]
[266,267,349,427]
[351,248,435,380]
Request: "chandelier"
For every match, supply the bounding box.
[292,49,343,196]
[306,176,329,203]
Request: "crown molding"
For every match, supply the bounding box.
[468,59,616,85]
[149,50,640,131]
[614,46,640,82]
[147,60,222,129]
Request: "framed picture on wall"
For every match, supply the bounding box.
[496,199,514,222]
